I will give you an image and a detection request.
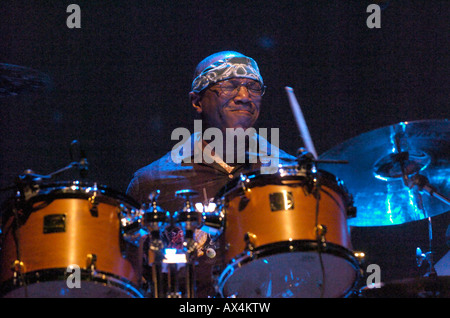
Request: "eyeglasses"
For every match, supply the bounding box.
[210,80,266,98]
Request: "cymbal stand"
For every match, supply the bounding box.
[391,133,447,277]
[402,174,438,276]
[404,161,450,277]
[407,173,450,277]
[407,174,450,208]
[413,197,437,277]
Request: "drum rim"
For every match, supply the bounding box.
[0,267,145,298]
[25,181,140,208]
[3,180,141,225]
[17,180,140,210]
[217,239,361,298]
[215,168,353,208]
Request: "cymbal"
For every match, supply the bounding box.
[0,63,52,97]
[319,119,450,227]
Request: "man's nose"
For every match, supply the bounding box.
[234,85,251,102]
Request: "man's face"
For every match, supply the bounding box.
[192,78,262,133]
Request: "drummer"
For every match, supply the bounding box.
[126,50,295,297]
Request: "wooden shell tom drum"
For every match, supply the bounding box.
[214,167,360,298]
[0,181,145,298]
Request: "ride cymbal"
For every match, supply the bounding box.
[319,119,449,227]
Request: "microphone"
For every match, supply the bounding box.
[71,140,89,179]
[78,150,89,179]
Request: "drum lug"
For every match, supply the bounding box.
[86,253,97,272]
[244,232,258,251]
[88,183,99,217]
[88,195,99,217]
[10,260,26,286]
[315,224,328,244]
[238,196,250,211]
[11,260,26,274]
[239,174,252,198]
[354,251,366,264]
[347,205,357,219]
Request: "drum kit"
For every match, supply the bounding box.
[0,149,363,298]
[0,67,449,298]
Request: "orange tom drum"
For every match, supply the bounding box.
[0,181,146,298]
[211,166,361,298]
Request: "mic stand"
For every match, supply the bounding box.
[184,235,197,299]
[43,160,88,180]
[166,263,181,298]
[1,140,89,193]
[143,190,169,298]
[173,189,202,298]
[69,140,89,180]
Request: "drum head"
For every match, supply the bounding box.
[218,241,360,298]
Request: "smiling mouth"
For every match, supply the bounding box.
[230,109,254,115]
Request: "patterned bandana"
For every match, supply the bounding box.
[191,56,264,93]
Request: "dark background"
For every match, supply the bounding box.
[1,1,449,288]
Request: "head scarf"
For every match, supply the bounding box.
[191,56,264,93]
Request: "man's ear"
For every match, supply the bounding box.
[189,91,202,114]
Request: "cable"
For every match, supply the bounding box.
[313,174,326,298]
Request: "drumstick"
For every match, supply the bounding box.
[285,86,318,159]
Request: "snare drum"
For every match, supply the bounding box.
[213,166,361,298]
[0,181,146,298]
